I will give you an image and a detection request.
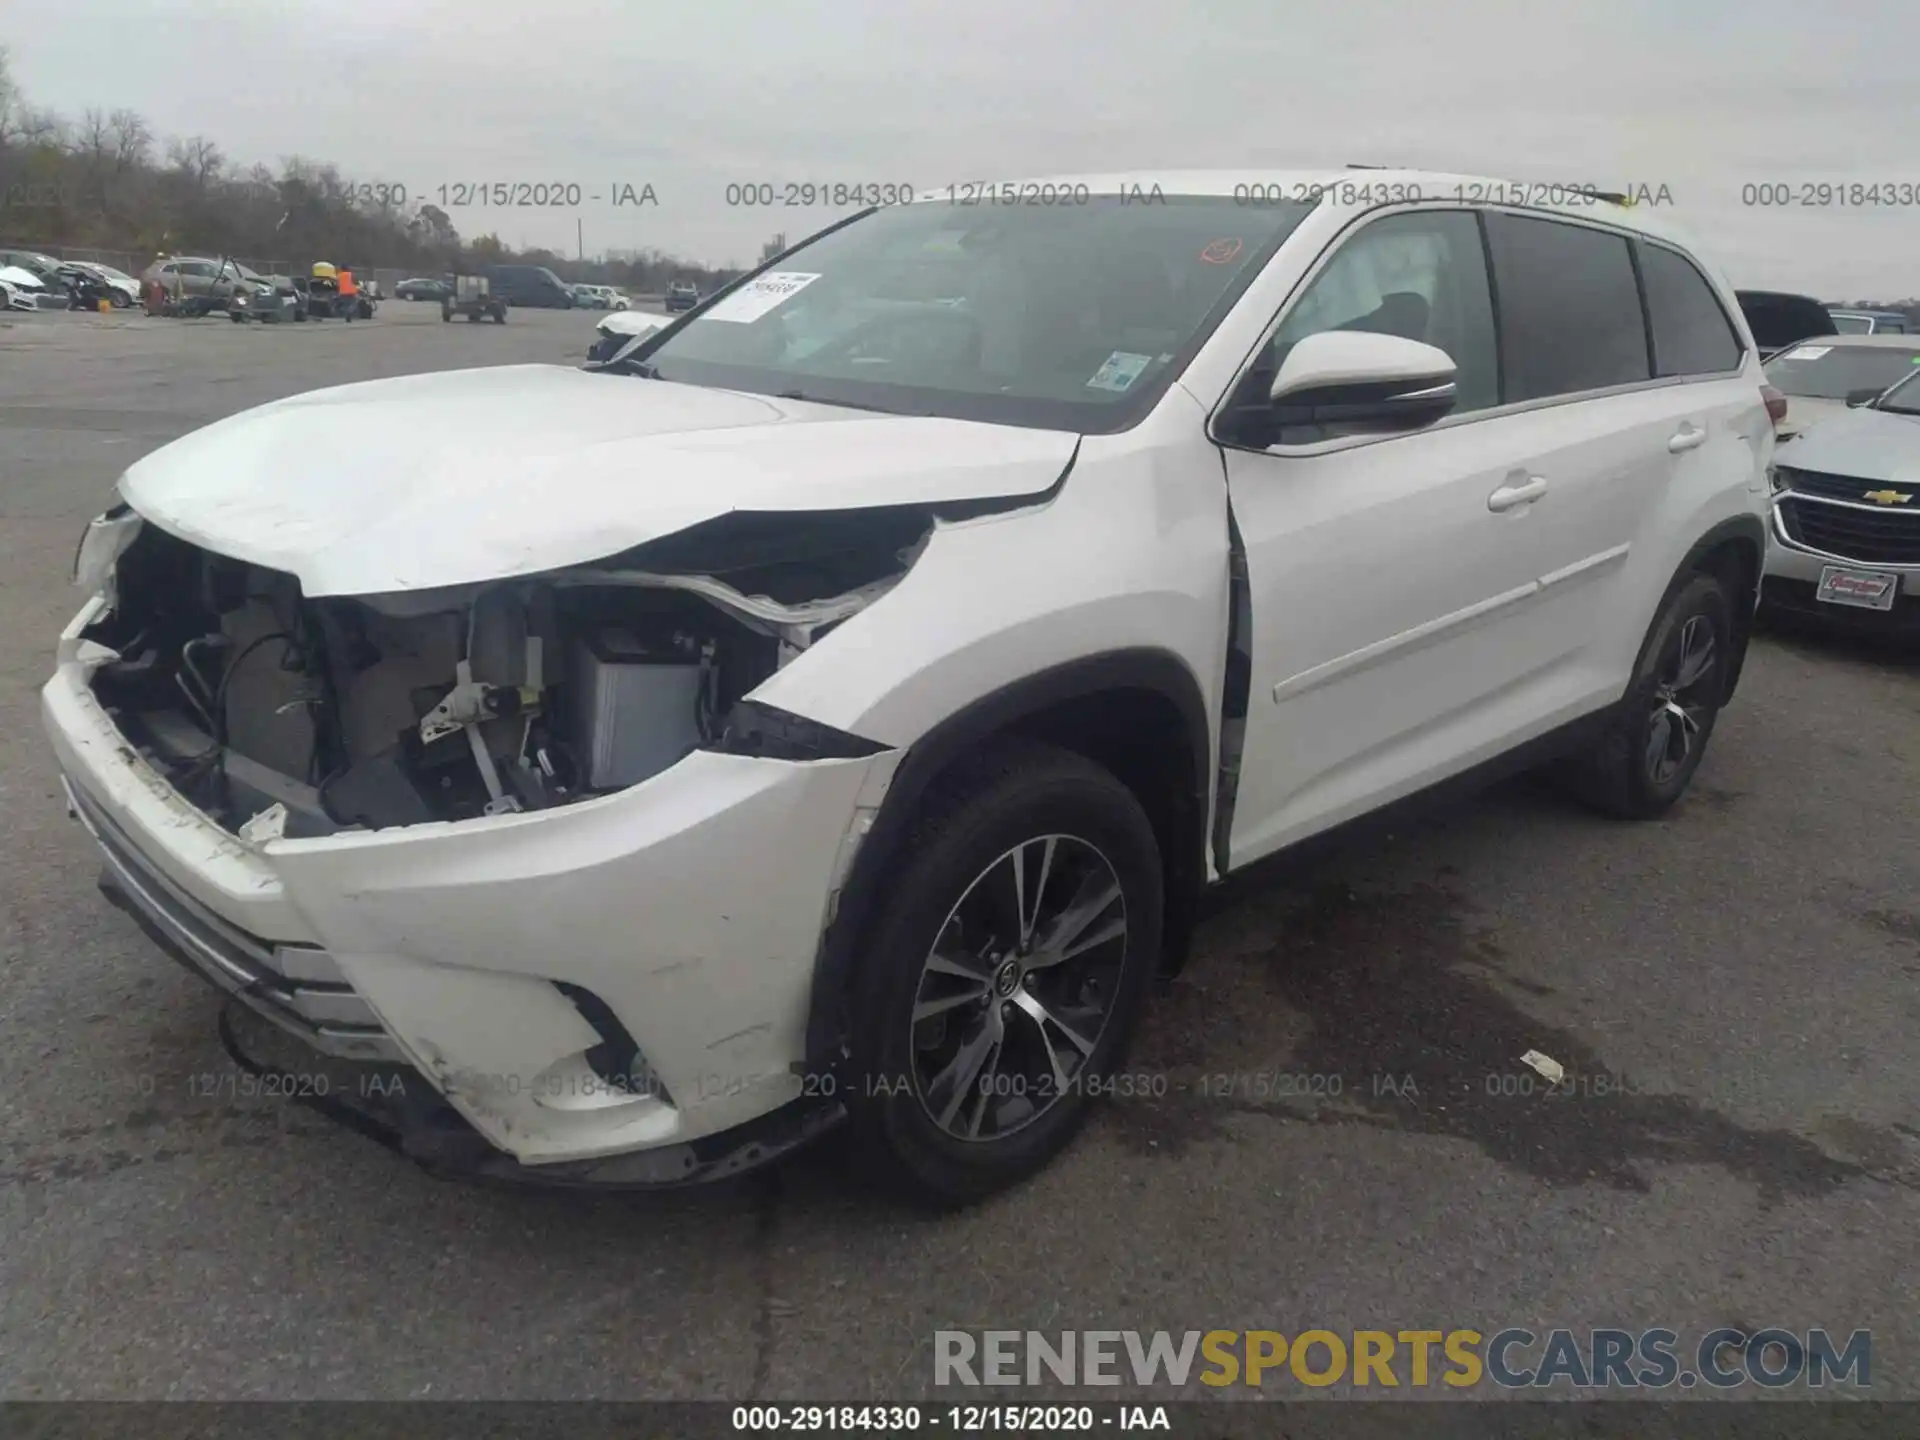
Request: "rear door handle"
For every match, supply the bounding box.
[1668,423,1708,454]
[1488,476,1547,512]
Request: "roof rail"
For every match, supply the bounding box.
[1346,163,1386,170]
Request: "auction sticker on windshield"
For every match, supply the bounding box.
[1087,352,1153,392]
[1787,345,1832,360]
[702,272,822,323]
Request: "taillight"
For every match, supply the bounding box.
[1761,384,1788,425]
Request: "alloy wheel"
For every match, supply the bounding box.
[908,835,1129,1142]
[1645,613,1719,784]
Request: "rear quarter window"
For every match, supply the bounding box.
[1636,242,1743,376]
[1484,212,1651,402]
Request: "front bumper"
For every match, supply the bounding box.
[44,599,900,1176]
[1763,499,1920,630]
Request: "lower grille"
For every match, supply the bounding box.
[63,775,401,1062]
[1778,496,1920,567]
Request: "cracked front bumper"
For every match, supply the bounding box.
[43,599,899,1175]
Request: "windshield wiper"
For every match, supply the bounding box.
[774,388,896,414]
[603,353,658,377]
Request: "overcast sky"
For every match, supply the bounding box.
[9,0,1919,295]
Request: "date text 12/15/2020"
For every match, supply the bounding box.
[344,182,659,207]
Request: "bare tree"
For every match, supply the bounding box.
[167,135,223,188]
[74,107,111,164]
[11,105,66,147]
[0,56,729,284]
[0,44,18,148]
[108,109,153,171]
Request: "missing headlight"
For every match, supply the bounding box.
[706,700,887,761]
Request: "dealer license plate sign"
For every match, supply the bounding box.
[1816,565,1899,611]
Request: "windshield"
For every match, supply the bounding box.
[1763,341,1920,398]
[637,195,1314,432]
[1878,369,1920,416]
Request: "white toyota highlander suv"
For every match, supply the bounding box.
[46,172,1774,1204]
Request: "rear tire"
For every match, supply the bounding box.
[1557,571,1733,819]
[842,740,1163,1207]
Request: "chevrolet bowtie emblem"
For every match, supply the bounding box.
[1862,490,1910,505]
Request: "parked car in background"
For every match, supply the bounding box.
[47,171,1771,1204]
[0,250,71,309]
[486,264,575,307]
[0,248,61,278]
[140,256,270,316]
[664,279,700,312]
[0,263,54,311]
[570,283,606,309]
[57,261,140,307]
[1763,365,1920,632]
[396,277,448,301]
[1736,290,1839,358]
[1827,307,1911,336]
[576,284,629,310]
[1763,335,1920,442]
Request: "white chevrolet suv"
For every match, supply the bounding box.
[47,172,1773,1204]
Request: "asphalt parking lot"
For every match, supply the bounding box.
[1,300,1916,1404]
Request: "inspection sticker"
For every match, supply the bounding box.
[1087,351,1153,392]
[702,271,822,323]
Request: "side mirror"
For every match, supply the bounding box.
[1845,388,1883,408]
[1267,331,1459,435]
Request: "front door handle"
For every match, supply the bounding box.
[1488,476,1548,512]
[1668,423,1708,454]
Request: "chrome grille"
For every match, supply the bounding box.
[1777,494,1920,567]
[63,776,401,1062]
[1778,467,1918,506]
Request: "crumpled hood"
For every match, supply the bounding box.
[119,364,1077,596]
[1773,404,1920,482]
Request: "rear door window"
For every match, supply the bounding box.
[1636,242,1742,377]
[1484,213,1651,401]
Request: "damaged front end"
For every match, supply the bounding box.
[76,506,927,840]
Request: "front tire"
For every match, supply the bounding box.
[843,740,1162,1207]
[1559,571,1733,819]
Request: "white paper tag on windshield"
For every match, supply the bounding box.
[702,272,822,324]
[1087,352,1152,392]
[1787,345,1832,359]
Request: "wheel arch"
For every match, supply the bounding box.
[802,648,1214,1075]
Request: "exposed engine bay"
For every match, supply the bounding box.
[77,508,930,838]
